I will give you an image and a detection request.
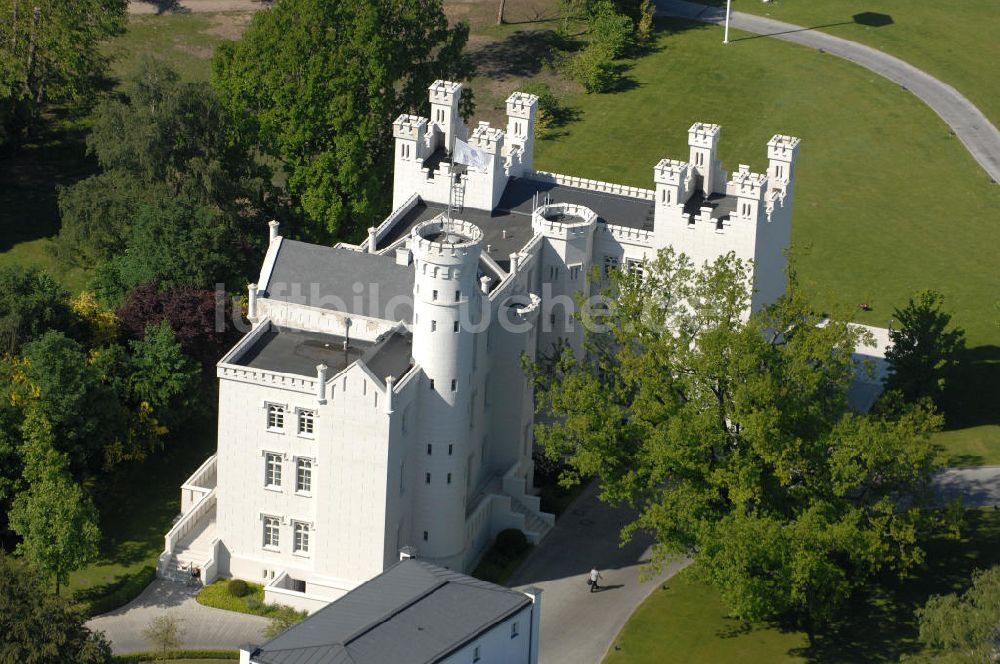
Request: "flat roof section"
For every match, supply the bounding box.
[233,327,373,378]
[684,190,739,220]
[500,177,655,231]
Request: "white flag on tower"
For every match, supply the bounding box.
[453,138,490,173]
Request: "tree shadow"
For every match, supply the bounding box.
[729,12,894,43]
[132,0,191,14]
[471,29,582,80]
[941,345,1000,429]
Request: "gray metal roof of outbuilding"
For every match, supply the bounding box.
[264,241,415,323]
[250,559,531,664]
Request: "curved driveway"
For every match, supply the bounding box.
[655,0,1000,184]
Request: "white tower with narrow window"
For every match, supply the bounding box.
[408,217,484,567]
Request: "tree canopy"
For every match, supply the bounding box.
[533,250,947,636]
[907,565,1000,663]
[0,265,72,354]
[885,290,965,406]
[0,0,127,143]
[0,553,112,663]
[212,0,474,239]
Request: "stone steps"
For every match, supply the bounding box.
[509,497,553,543]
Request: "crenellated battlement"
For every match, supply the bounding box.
[729,164,768,196]
[688,122,721,149]
[506,91,539,119]
[767,134,801,161]
[429,80,462,105]
[654,159,690,185]
[394,114,428,140]
[411,217,483,262]
[470,122,505,155]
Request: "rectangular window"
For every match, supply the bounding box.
[455,290,461,302]
[626,258,645,279]
[297,410,314,436]
[425,473,431,484]
[432,289,438,301]
[569,264,581,280]
[265,453,282,488]
[423,530,429,541]
[448,444,453,456]
[453,320,459,333]
[267,404,285,430]
[450,378,457,392]
[263,516,280,548]
[511,622,519,638]
[603,255,619,277]
[473,645,481,662]
[447,473,452,484]
[427,444,433,455]
[431,320,437,332]
[429,379,435,391]
[295,458,312,493]
[293,522,310,554]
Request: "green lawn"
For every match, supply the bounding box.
[534,18,1000,462]
[606,509,1000,663]
[702,0,1000,128]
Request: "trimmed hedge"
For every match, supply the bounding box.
[227,578,249,597]
[112,649,239,662]
[81,565,157,616]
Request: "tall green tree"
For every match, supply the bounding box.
[0,265,72,354]
[533,250,946,638]
[906,566,1000,663]
[9,409,101,595]
[0,553,112,663]
[0,0,127,141]
[128,321,201,431]
[212,0,474,239]
[885,290,965,405]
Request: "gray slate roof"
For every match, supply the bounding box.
[250,560,531,664]
[265,241,415,323]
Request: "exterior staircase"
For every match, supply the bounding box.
[509,497,553,543]
[157,454,221,586]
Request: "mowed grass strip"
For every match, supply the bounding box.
[534,18,1000,460]
[699,0,1000,128]
[605,510,1000,663]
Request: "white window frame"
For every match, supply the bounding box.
[266,403,286,432]
[263,515,280,550]
[295,457,313,495]
[569,264,582,280]
[292,521,311,556]
[296,408,315,438]
[264,452,283,490]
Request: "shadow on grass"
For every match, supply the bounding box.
[941,345,1000,430]
[0,107,98,253]
[472,29,582,80]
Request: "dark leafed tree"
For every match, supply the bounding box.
[0,553,112,663]
[532,249,948,640]
[212,0,474,240]
[885,290,965,405]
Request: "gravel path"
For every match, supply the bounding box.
[655,0,1000,184]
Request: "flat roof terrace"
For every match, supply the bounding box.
[231,326,413,384]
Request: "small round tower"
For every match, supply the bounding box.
[409,216,484,565]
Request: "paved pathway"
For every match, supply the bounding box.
[934,466,1000,508]
[86,579,268,654]
[655,0,1000,184]
[510,482,691,664]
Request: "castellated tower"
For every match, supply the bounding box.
[688,122,725,195]
[409,217,484,567]
[429,80,464,155]
[505,91,539,177]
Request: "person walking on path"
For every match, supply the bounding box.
[589,567,602,592]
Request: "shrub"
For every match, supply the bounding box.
[520,82,563,138]
[228,578,249,597]
[637,0,655,44]
[112,649,239,662]
[246,597,263,612]
[570,45,620,93]
[589,0,634,58]
[495,529,530,560]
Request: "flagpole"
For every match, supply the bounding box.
[724,0,731,44]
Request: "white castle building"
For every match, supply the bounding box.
[158,80,800,612]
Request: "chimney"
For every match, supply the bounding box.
[395,246,412,266]
[509,252,520,275]
[385,375,396,414]
[480,275,492,294]
[316,364,328,404]
[247,283,258,321]
[268,220,280,244]
[368,227,378,253]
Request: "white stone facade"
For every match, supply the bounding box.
[158,80,800,611]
